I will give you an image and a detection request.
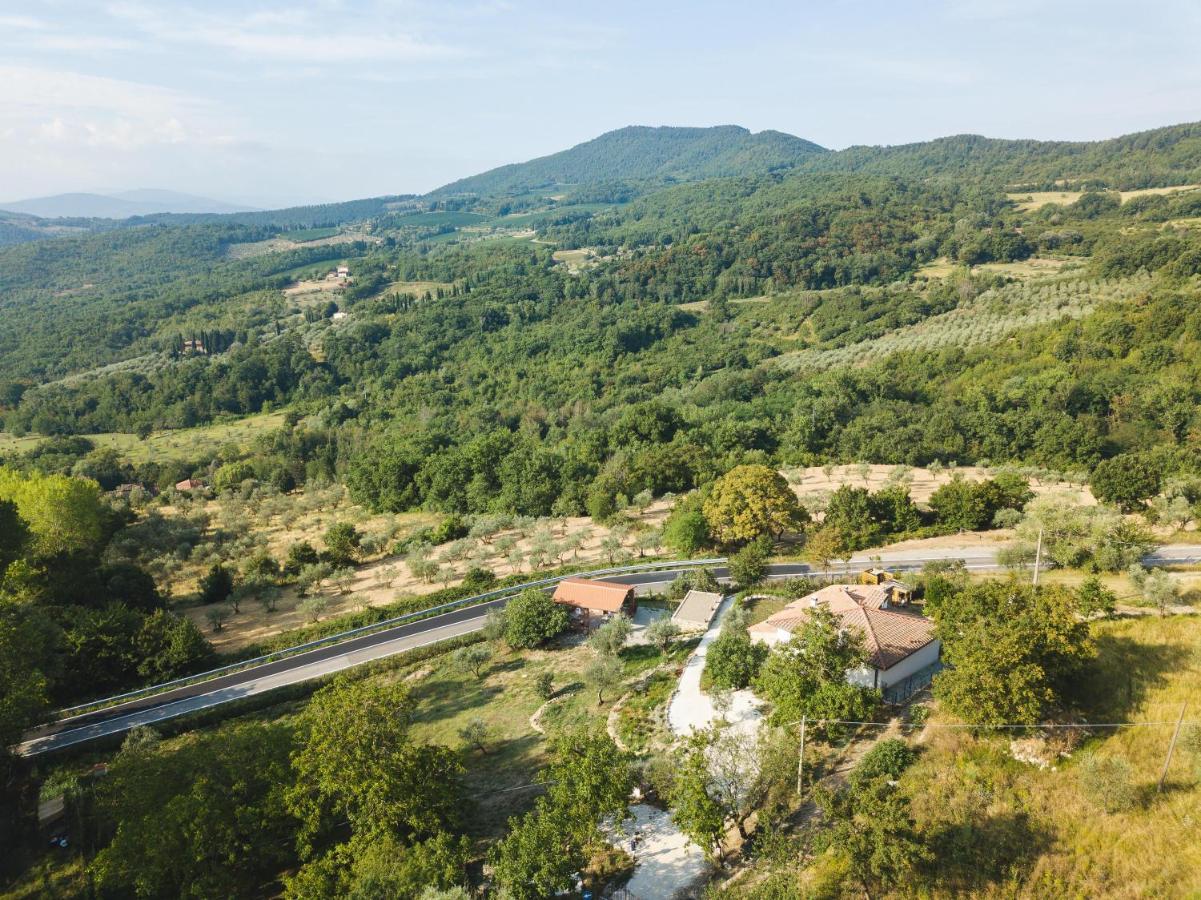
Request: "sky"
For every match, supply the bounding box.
[1,0,1200,208]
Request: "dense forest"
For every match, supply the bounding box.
[4,133,1201,524]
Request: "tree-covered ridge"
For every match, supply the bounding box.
[797,121,1201,189]
[429,125,827,198]
[0,224,364,381]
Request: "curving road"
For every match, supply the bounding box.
[18,544,1201,756]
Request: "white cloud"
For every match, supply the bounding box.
[28,33,138,52]
[0,65,234,151]
[105,2,462,63]
[0,14,47,30]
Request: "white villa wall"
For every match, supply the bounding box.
[876,640,941,687]
[843,641,942,689]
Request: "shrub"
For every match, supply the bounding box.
[430,514,469,545]
[198,563,234,606]
[852,739,917,786]
[462,566,497,592]
[662,496,711,554]
[729,539,770,588]
[704,608,766,689]
[667,567,721,600]
[504,588,569,649]
[323,522,362,567]
[283,542,320,577]
[1078,753,1138,813]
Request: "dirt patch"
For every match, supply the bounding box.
[284,278,345,300]
[782,463,1094,509]
[226,232,380,259]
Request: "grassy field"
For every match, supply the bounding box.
[717,614,1201,899]
[396,637,690,836]
[914,615,1201,897]
[482,202,618,230]
[1007,184,1201,211]
[552,248,598,272]
[915,255,1083,280]
[393,210,487,228]
[282,226,340,242]
[378,279,455,298]
[0,412,286,464]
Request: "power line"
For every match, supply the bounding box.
[779,717,1198,730]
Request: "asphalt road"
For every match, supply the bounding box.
[19,544,1201,756]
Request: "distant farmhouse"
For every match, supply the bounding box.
[749,580,939,699]
[553,577,638,629]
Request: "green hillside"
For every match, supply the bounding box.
[799,121,1201,189]
[429,124,827,197]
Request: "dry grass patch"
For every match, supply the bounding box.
[552,248,598,273]
[781,463,1094,509]
[397,639,682,835]
[0,412,285,465]
[903,616,1201,898]
[1007,184,1201,211]
[181,496,673,653]
[226,231,379,259]
[380,280,455,297]
[915,256,1081,280]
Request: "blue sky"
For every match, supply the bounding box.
[1,0,1199,207]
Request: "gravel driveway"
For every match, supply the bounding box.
[617,804,711,900]
[667,596,762,738]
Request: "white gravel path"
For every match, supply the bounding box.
[617,804,711,900]
[667,596,762,738]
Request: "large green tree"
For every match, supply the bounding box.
[753,605,877,728]
[703,464,808,546]
[289,677,463,851]
[931,580,1093,725]
[491,729,631,898]
[503,588,569,649]
[91,722,296,899]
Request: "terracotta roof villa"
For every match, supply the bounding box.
[748,582,940,696]
[552,577,637,628]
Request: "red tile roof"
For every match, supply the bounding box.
[552,577,634,612]
[752,584,935,670]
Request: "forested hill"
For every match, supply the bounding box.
[430,125,827,198]
[798,121,1201,189]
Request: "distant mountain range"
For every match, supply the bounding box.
[429,125,828,197]
[0,189,258,219]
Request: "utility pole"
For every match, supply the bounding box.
[1032,527,1043,587]
[795,715,807,796]
[1158,703,1188,793]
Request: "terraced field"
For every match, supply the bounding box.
[776,271,1153,371]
